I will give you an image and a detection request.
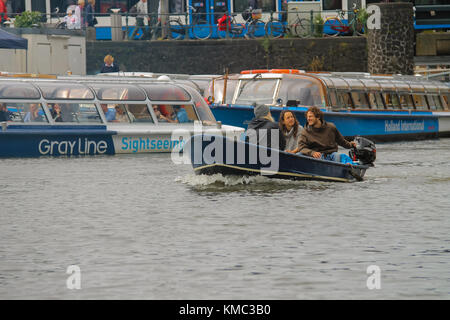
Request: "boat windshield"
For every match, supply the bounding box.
[234,78,279,105]
[277,77,323,107]
[207,77,239,104]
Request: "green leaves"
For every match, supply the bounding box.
[14,11,43,28]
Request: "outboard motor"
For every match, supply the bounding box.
[349,136,376,166]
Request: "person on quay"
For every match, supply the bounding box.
[278,110,302,153]
[0,0,10,26]
[100,54,119,73]
[130,0,151,40]
[245,103,286,150]
[297,106,356,164]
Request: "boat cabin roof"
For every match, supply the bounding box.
[0,76,217,124]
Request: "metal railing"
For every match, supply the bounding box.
[1,10,370,40]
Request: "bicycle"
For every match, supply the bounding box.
[217,8,264,39]
[168,5,212,40]
[323,5,364,37]
[264,10,312,38]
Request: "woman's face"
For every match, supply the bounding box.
[283,112,295,129]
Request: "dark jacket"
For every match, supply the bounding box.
[85,4,94,27]
[0,110,11,121]
[298,120,352,156]
[100,63,119,73]
[246,118,286,150]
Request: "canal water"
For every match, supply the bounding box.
[0,139,449,299]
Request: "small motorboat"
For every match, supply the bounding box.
[186,135,376,183]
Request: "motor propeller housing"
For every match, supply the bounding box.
[349,136,376,166]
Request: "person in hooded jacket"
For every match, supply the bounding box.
[245,103,285,150]
[298,106,356,163]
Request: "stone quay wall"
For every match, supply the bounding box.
[86,37,368,75]
[367,2,415,75]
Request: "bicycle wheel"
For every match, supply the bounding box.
[218,24,243,39]
[246,20,261,38]
[264,19,285,38]
[168,19,185,40]
[324,18,345,37]
[192,19,212,40]
[295,18,312,38]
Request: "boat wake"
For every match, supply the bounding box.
[176,173,271,187]
[175,173,333,193]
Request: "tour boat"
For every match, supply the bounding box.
[205,69,450,142]
[0,75,244,157]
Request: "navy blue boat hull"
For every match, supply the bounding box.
[187,135,369,182]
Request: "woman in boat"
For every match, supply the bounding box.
[298,106,356,164]
[278,110,302,154]
[246,103,285,150]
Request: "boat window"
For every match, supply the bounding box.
[208,78,239,105]
[382,92,400,109]
[432,95,443,110]
[328,90,339,108]
[37,83,94,100]
[100,103,153,123]
[413,95,428,110]
[441,94,449,110]
[141,84,191,101]
[110,105,136,123]
[399,94,415,109]
[191,92,215,121]
[151,104,198,123]
[89,84,146,101]
[367,92,384,109]
[336,91,353,109]
[235,78,278,105]
[47,103,101,123]
[2,103,48,123]
[426,95,442,110]
[330,78,349,90]
[0,83,41,99]
[391,80,410,93]
[351,91,370,109]
[277,78,322,107]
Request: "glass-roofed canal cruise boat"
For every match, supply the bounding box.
[206,69,450,142]
[0,75,244,157]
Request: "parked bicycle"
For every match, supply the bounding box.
[265,10,312,38]
[324,4,364,37]
[217,8,264,39]
[168,5,212,40]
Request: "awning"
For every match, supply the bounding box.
[0,29,28,50]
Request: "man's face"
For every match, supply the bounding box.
[306,111,319,127]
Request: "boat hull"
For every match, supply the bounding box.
[210,105,449,142]
[0,124,244,157]
[187,134,369,183]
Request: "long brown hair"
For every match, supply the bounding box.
[279,110,299,137]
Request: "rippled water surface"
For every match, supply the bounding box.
[0,139,449,299]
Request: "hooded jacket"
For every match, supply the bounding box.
[298,120,352,156]
[246,118,286,151]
